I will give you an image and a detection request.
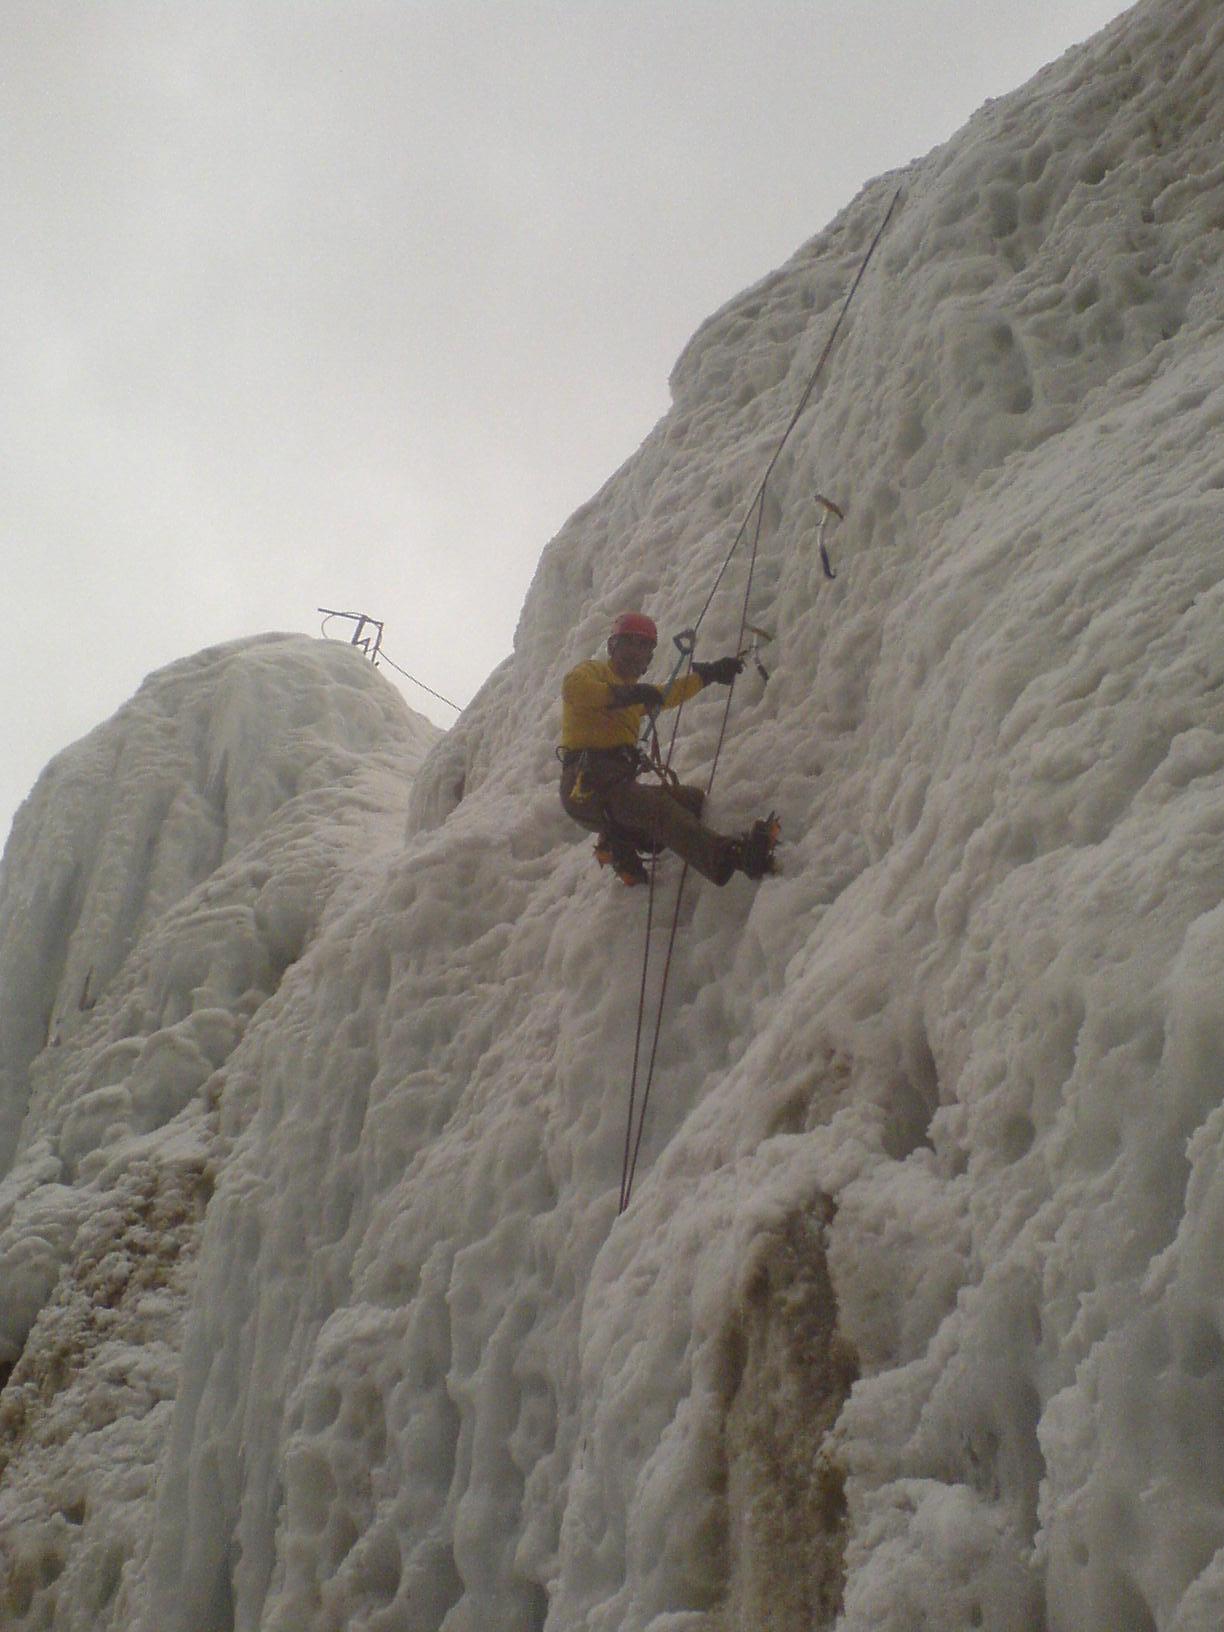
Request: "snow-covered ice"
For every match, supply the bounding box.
[3,0,1224,1626]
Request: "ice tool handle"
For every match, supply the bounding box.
[636,628,697,742]
[673,627,696,661]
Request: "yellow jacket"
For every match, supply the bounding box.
[560,660,704,750]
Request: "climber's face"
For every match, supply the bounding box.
[608,633,655,680]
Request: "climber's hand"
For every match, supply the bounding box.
[610,682,665,711]
[692,656,743,687]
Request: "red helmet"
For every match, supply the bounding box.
[610,611,658,643]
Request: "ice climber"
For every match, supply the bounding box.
[558,611,781,886]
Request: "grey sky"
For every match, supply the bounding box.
[2,0,1131,841]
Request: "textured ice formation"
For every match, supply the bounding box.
[3,0,1224,1627]
[0,635,438,1626]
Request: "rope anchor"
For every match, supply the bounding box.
[317,606,463,711]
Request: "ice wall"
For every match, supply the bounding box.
[0,635,437,1168]
[0,636,438,1621]
[4,0,1224,1627]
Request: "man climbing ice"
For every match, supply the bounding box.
[558,611,780,886]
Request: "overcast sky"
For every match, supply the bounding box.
[2,0,1133,842]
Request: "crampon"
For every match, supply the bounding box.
[594,834,651,887]
[735,812,781,879]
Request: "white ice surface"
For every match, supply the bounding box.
[3,1,1224,1627]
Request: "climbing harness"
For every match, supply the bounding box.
[557,743,669,885]
[617,184,903,1217]
[559,743,654,802]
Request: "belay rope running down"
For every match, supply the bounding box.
[617,185,903,1217]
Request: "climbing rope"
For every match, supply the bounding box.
[378,650,463,713]
[617,184,902,1215]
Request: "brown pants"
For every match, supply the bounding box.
[560,754,737,885]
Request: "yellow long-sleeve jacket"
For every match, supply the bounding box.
[559,660,705,751]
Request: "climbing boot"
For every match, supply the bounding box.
[594,833,650,887]
[734,813,781,880]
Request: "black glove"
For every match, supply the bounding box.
[609,682,665,711]
[693,656,743,687]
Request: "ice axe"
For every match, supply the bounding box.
[814,492,845,580]
[738,623,775,683]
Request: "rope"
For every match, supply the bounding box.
[319,615,465,711]
[618,854,661,1214]
[691,184,902,642]
[619,488,768,1213]
[378,650,464,712]
[617,184,902,1216]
